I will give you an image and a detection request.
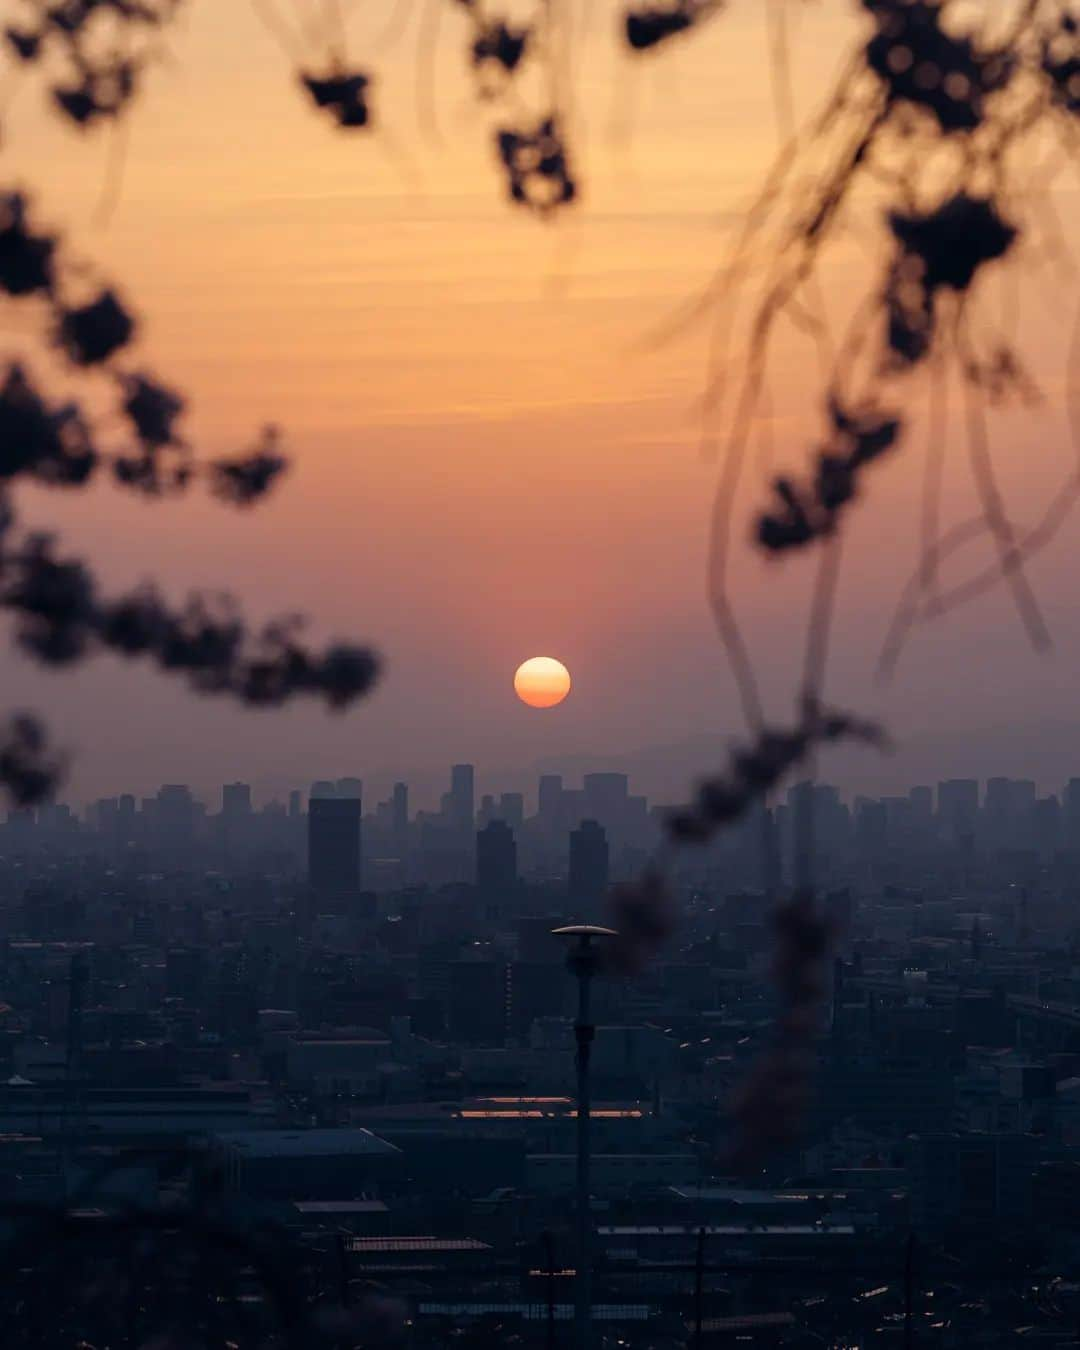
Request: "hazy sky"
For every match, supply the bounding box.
[4,1,1080,808]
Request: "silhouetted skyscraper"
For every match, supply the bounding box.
[938,779,979,840]
[854,798,887,860]
[221,782,252,867]
[115,793,136,848]
[569,818,609,908]
[538,774,563,825]
[308,795,362,895]
[449,764,474,834]
[477,819,517,895]
[583,772,629,833]
[498,792,524,831]
[222,782,251,817]
[392,782,408,835]
[1065,778,1080,840]
[156,784,195,858]
[1032,795,1061,858]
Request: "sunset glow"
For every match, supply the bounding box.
[3,2,1078,801]
[514,657,572,709]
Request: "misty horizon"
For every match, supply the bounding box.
[49,714,1080,814]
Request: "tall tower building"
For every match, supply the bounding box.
[156,785,195,859]
[1063,778,1080,853]
[538,774,563,822]
[569,818,609,909]
[308,795,362,896]
[583,772,629,831]
[222,782,252,816]
[221,782,252,867]
[449,764,475,834]
[498,792,524,831]
[392,782,409,834]
[937,779,979,843]
[477,819,518,895]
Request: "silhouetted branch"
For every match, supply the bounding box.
[496,115,576,213]
[624,0,726,52]
[4,0,184,127]
[666,699,886,845]
[0,713,62,806]
[301,68,373,126]
[756,400,901,553]
[0,532,379,706]
[727,889,834,1168]
[1,362,290,505]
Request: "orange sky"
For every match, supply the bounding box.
[3,0,1080,806]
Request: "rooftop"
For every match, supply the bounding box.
[416,1303,651,1322]
[211,1128,399,1157]
[669,1186,822,1204]
[348,1236,490,1253]
[293,1199,389,1214]
[598,1224,857,1237]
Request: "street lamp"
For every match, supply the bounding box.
[552,923,617,1350]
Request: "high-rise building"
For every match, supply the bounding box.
[561,788,586,831]
[538,774,563,826]
[93,796,118,831]
[984,777,1036,850]
[1032,795,1061,858]
[392,782,409,836]
[1063,779,1080,853]
[118,793,136,824]
[156,784,195,857]
[449,764,474,834]
[221,782,252,866]
[569,818,609,908]
[337,777,363,800]
[477,819,517,895]
[938,779,979,840]
[222,782,252,816]
[985,777,1013,820]
[308,796,362,895]
[854,798,887,860]
[497,792,524,831]
[583,772,629,832]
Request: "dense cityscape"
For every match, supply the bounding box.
[4,765,1080,1344]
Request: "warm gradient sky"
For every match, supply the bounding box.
[4,0,1080,807]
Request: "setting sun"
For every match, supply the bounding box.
[514,657,572,709]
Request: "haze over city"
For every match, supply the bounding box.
[5,0,1080,1346]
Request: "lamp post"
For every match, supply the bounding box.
[552,923,616,1350]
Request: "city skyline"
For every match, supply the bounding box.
[4,2,1080,1343]
[2,1,1079,804]
[38,716,1080,814]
